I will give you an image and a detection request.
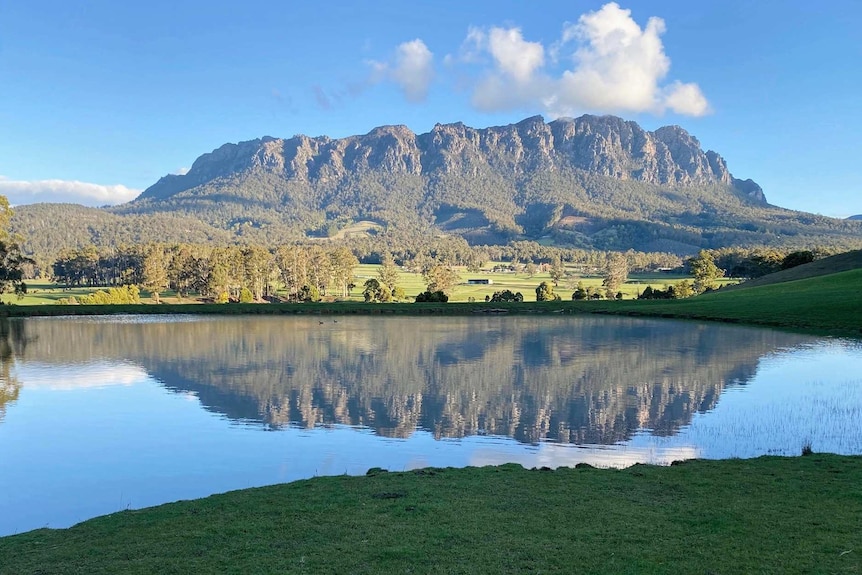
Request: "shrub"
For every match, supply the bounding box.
[535,281,555,302]
[415,290,448,303]
[490,290,523,302]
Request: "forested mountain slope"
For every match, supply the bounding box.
[11,115,862,256]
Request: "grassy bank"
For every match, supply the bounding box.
[1,455,859,574]
[588,267,862,336]
[2,267,860,337]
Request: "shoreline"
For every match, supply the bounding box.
[2,298,860,338]
[1,455,859,573]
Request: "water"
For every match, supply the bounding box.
[0,315,860,536]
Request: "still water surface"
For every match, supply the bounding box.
[1,315,860,535]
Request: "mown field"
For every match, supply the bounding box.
[14,263,716,305]
[0,455,859,574]
[4,266,859,337]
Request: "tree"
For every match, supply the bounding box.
[377,253,400,291]
[535,281,556,302]
[781,250,815,270]
[673,280,694,299]
[572,281,588,301]
[0,240,30,302]
[524,262,538,278]
[363,278,392,302]
[391,286,407,302]
[242,245,273,301]
[689,250,723,293]
[490,290,523,302]
[549,256,566,286]
[141,244,169,303]
[307,246,332,296]
[275,245,308,302]
[239,287,254,303]
[298,284,321,302]
[329,246,359,298]
[0,196,30,301]
[602,252,628,296]
[423,264,459,295]
[415,290,448,303]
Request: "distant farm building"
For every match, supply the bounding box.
[467,279,493,285]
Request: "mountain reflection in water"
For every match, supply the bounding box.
[3,315,817,445]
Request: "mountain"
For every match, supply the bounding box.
[11,115,862,256]
[849,215,862,221]
[137,115,764,203]
[7,315,816,444]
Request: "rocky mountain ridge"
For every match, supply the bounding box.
[138,115,765,204]
[12,115,862,256]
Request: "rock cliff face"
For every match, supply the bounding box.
[137,114,763,203]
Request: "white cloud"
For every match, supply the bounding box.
[470,443,701,469]
[368,39,435,103]
[0,176,140,206]
[172,167,190,176]
[455,2,710,117]
[487,27,545,83]
[663,81,711,116]
[468,27,551,111]
[17,362,149,390]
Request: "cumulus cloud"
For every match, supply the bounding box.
[368,39,435,102]
[436,2,710,117]
[0,176,140,206]
[465,26,554,111]
[487,27,545,83]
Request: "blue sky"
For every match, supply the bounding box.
[1,1,860,217]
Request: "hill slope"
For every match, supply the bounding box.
[725,249,862,290]
[11,115,862,255]
[590,267,862,336]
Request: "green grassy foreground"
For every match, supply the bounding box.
[1,456,859,574]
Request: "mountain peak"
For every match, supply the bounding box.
[137,114,764,208]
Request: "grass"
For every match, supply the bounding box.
[724,249,862,291]
[14,265,722,306]
[3,267,859,337]
[586,267,862,337]
[0,456,859,574]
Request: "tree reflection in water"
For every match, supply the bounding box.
[11,315,817,445]
[0,318,30,423]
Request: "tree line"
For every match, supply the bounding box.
[52,243,362,303]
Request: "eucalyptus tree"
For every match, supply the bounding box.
[275,245,308,301]
[329,246,358,298]
[602,252,629,297]
[363,278,392,302]
[690,250,723,293]
[549,256,566,286]
[141,244,170,303]
[423,264,459,295]
[377,253,400,292]
[535,281,556,302]
[242,245,274,300]
[206,247,243,301]
[168,244,210,299]
[306,245,332,295]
